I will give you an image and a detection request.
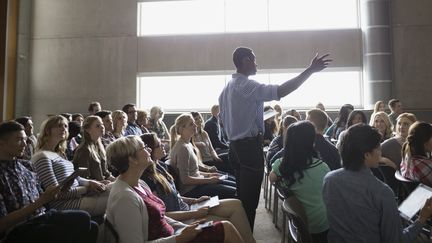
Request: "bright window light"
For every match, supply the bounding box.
[137,70,361,111]
[138,0,225,36]
[268,0,359,31]
[137,0,359,36]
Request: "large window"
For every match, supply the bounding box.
[137,0,359,36]
[137,70,362,111]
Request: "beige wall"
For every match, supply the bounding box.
[391,0,432,110]
[16,0,432,129]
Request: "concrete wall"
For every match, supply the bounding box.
[391,0,432,110]
[23,0,138,128]
[16,0,432,129]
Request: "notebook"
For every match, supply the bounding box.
[398,184,432,220]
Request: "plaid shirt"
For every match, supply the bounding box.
[0,159,45,219]
[401,155,432,187]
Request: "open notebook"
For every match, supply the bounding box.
[398,184,432,220]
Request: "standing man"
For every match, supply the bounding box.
[219,46,331,230]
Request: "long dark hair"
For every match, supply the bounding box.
[140,133,173,193]
[279,121,318,187]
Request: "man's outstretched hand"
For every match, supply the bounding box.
[308,53,332,73]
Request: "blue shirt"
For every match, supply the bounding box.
[323,167,423,243]
[218,73,279,141]
[124,122,143,136]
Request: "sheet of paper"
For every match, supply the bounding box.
[190,196,220,210]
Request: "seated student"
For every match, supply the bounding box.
[31,115,109,216]
[137,110,151,134]
[149,106,171,150]
[382,113,417,169]
[263,106,278,146]
[306,109,341,171]
[266,115,298,169]
[105,135,244,243]
[111,110,127,139]
[122,103,143,136]
[88,101,102,115]
[336,110,368,151]
[0,121,98,243]
[369,111,393,142]
[315,102,333,128]
[66,121,81,160]
[323,123,432,243]
[15,116,37,160]
[95,110,116,148]
[285,109,302,121]
[204,105,229,153]
[140,133,255,243]
[169,113,236,199]
[401,121,432,187]
[73,116,115,183]
[324,104,354,141]
[270,121,330,243]
[380,113,417,193]
[72,113,84,126]
[191,111,232,174]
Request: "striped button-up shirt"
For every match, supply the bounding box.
[218,73,279,141]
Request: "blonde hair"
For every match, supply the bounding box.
[169,113,194,149]
[106,135,142,174]
[112,110,127,138]
[37,115,69,158]
[75,116,106,163]
[306,108,328,132]
[369,111,393,140]
[373,101,385,113]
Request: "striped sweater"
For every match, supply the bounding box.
[31,150,89,210]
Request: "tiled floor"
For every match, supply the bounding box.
[253,187,283,243]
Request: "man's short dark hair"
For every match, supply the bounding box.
[15,116,31,127]
[122,103,136,113]
[388,99,400,109]
[340,124,381,171]
[95,110,112,119]
[88,101,101,113]
[0,121,24,140]
[233,47,253,69]
[72,113,83,121]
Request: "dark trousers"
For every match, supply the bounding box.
[229,136,264,231]
[5,209,98,243]
[183,179,237,199]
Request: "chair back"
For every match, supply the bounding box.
[282,196,311,243]
[99,216,119,243]
[395,170,419,202]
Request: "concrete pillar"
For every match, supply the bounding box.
[361,0,392,109]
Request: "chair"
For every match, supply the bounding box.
[273,181,289,229]
[281,196,311,243]
[394,170,419,203]
[99,216,119,243]
[263,165,274,211]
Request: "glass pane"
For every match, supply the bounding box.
[269,0,359,31]
[268,71,361,109]
[137,75,227,111]
[225,0,268,33]
[138,0,225,36]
